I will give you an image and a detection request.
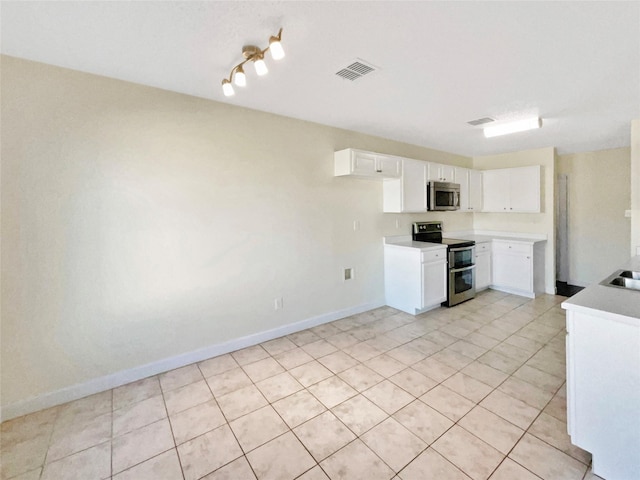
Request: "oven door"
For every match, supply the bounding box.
[448,265,476,305]
[449,246,475,269]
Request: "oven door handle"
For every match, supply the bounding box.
[449,246,475,253]
[451,265,475,273]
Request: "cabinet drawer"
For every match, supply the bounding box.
[476,242,491,253]
[492,242,532,255]
[422,249,447,263]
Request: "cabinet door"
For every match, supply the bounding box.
[475,251,491,290]
[426,162,441,182]
[422,261,447,308]
[427,163,455,182]
[377,156,402,178]
[401,159,427,212]
[482,169,509,212]
[492,252,532,292]
[350,151,378,176]
[469,170,483,211]
[509,165,540,212]
[454,167,470,211]
[439,164,455,183]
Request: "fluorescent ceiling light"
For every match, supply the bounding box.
[483,117,542,138]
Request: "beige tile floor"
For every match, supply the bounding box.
[1,290,605,480]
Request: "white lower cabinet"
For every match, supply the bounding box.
[564,309,640,480]
[384,245,447,314]
[474,242,491,291]
[491,240,545,297]
[422,256,448,308]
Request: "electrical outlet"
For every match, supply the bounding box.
[395,219,401,229]
[353,220,360,231]
[274,297,283,310]
[625,209,632,218]
[344,268,354,281]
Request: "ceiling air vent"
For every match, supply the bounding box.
[467,117,495,126]
[335,60,377,81]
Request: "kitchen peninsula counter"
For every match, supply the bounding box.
[562,255,640,322]
[561,256,640,480]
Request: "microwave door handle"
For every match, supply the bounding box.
[454,191,460,207]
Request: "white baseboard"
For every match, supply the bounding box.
[1,300,384,422]
[489,285,535,299]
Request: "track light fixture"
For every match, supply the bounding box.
[221,28,285,97]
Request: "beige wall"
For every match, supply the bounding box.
[632,120,640,256]
[0,56,473,415]
[556,148,631,286]
[472,147,556,294]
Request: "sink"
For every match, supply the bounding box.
[601,270,640,291]
[620,270,640,280]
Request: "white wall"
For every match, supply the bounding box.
[631,120,640,256]
[0,56,473,417]
[472,147,556,294]
[556,148,631,286]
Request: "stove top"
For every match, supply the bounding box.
[412,221,475,249]
[441,238,476,248]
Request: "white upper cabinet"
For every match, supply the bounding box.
[334,149,401,179]
[468,170,483,211]
[427,162,455,183]
[454,167,470,211]
[453,167,482,212]
[482,165,541,213]
[383,158,427,213]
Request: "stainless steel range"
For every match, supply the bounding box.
[412,221,476,307]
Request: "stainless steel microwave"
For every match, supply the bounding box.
[427,181,460,211]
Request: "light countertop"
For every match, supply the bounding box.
[383,238,446,251]
[562,256,640,323]
[447,233,546,245]
[384,232,546,250]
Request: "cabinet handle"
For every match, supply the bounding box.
[376,169,382,173]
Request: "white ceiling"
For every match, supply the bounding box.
[2,1,639,157]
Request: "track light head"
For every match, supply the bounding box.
[253,54,268,76]
[269,30,285,60]
[222,79,234,97]
[234,65,246,87]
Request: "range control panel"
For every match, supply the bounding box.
[413,221,443,234]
